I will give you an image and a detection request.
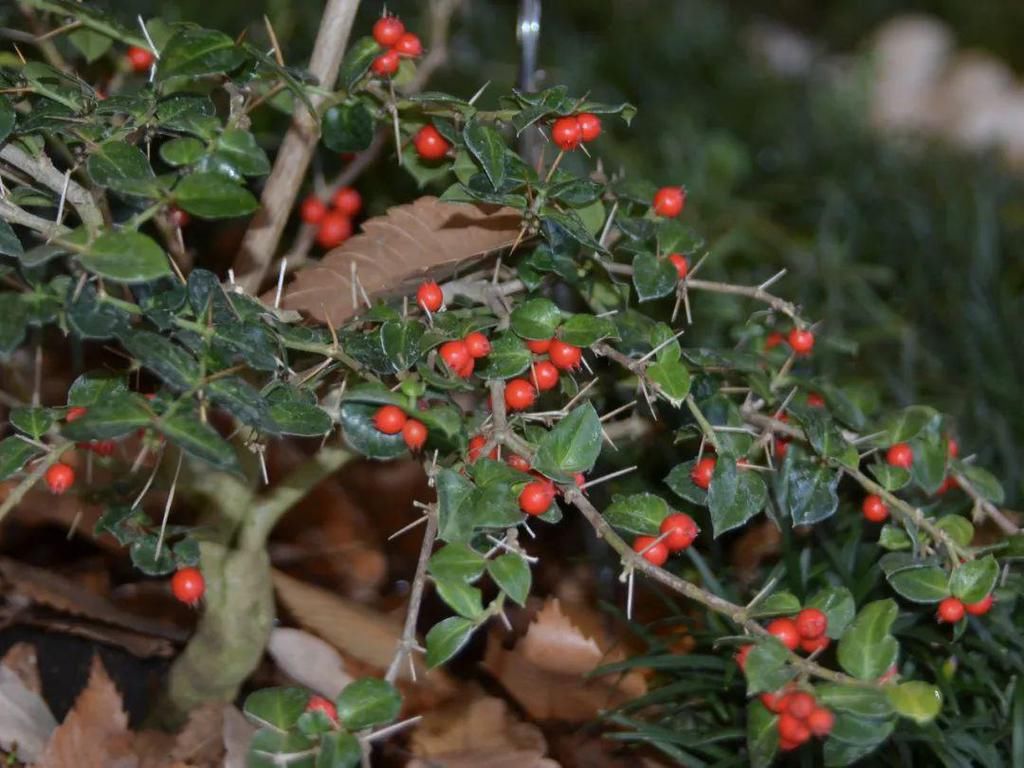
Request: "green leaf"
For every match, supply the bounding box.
[816,684,894,718]
[823,736,890,768]
[658,220,704,254]
[160,137,206,167]
[243,687,310,730]
[425,616,475,668]
[541,208,606,252]
[158,27,245,80]
[708,460,767,537]
[548,177,604,206]
[797,409,859,469]
[0,219,23,259]
[174,172,259,219]
[647,357,691,405]
[435,577,484,620]
[207,377,276,431]
[0,437,42,482]
[559,314,617,347]
[129,535,176,575]
[746,700,778,768]
[339,402,406,460]
[268,401,332,437]
[806,586,857,639]
[463,117,507,191]
[87,141,160,197]
[215,129,271,176]
[322,102,374,153]
[488,554,531,606]
[868,462,910,491]
[510,298,562,340]
[958,463,1004,504]
[462,484,523,531]
[0,96,15,144]
[837,599,899,680]
[749,591,801,619]
[121,331,199,391]
[158,412,239,471]
[335,677,400,730]
[533,404,603,479]
[62,395,152,440]
[888,566,950,603]
[315,731,361,768]
[934,515,973,547]
[603,493,669,536]
[910,437,947,494]
[781,462,839,526]
[948,555,998,604]
[632,252,678,302]
[436,469,476,543]
[887,681,943,724]
[477,334,531,379]
[72,30,117,65]
[744,638,794,695]
[428,544,486,583]
[881,405,938,443]
[339,37,381,91]
[380,321,424,373]
[76,231,171,283]
[10,407,53,440]
[879,525,912,551]
[94,506,145,546]
[664,459,707,506]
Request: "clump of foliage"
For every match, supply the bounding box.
[0,2,1020,767]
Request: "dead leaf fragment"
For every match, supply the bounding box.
[276,197,522,324]
[267,627,353,699]
[0,662,56,763]
[1,642,43,694]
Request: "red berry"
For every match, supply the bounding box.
[417,281,443,313]
[331,187,362,217]
[807,707,834,737]
[807,392,825,408]
[393,32,423,57]
[735,644,753,670]
[413,125,451,161]
[690,457,716,490]
[779,737,802,752]
[306,695,337,722]
[439,340,471,373]
[171,567,205,605]
[66,406,87,422]
[463,332,491,359]
[457,356,475,379]
[775,438,789,459]
[468,435,497,462]
[886,443,914,469]
[169,206,190,228]
[551,116,582,151]
[548,340,582,371]
[788,328,815,355]
[795,608,827,640]
[766,617,800,651]
[576,112,602,142]
[372,16,405,47]
[937,597,965,624]
[947,437,959,459]
[937,476,959,495]
[526,338,552,354]
[127,46,155,73]
[519,481,554,516]
[371,50,400,76]
[316,212,352,248]
[90,440,116,457]
[862,494,889,523]
[300,196,328,225]
[799,634,830,654]
[506,453,531,472]
[653,186,685,217]
[532,360,560,392]
[784,691,815,719]
[760,691,784,713]
[777,713,810,745]
[402,419,427,451]
[668,253,688,280]
[633,535,669,567]
[965,594,994,616]
[505,379,536,411]
[45,463,75,495]
[373,405,407,435]
[659,513,698,552]
[765,332,784,350]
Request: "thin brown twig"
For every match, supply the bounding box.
[385,506,438,684]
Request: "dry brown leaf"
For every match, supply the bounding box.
[34,655,136,768]
[0,661,56,763]
[275,198,522,324]
[221,705,255,768]
[266,627,353,699]
[483,598,646,722]
[1,642,42,694]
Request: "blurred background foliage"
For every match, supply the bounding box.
[6,0,1020,503]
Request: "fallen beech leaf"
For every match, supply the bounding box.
[0,663,56,763]
[169,702,227,765]
[483,598,646,722]
[275,198,523,324]
[34,655,135,768]
[267,627,353,699]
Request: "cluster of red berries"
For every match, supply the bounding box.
[126,46,155,73]
[937,594,993,623]
[373,405,428,452]
[550,113,602,152]
[438,331,492,378]
[300,186,363,249]
[500,337,584,413]
[370,14,423,77]
[631,512,699,566]
[652,186,686,218]
[171,566,205,606]
[764,328,816,356]
[761,685,834,751]
[766,608,831,655]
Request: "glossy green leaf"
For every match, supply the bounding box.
[888,566,950,603]
[129,535,176,575]
[158,27,246,80]
[749,591,801,619]
[647,356,691,405]
[425,616,475,668]
[887,681,943,724]
[881,405,938,444]
[533,404,603,479]
[487,554,531,606]
[268,401,332,437]
[958,463,1005,504]
[948,555,998,604]
[315,731,361,768]
[0,437,42,482]
[510,298,562,340]
[76,231,171,283]
[207,377,276,431]
[559,314,617,347]
[663,459,707,506]
[806,586,857,639]
[335,677,400,730]
[215,129,271,176]
[837,599,899,680]
[0,219,23,258]
[477,334,531,379]
[435,577,484,620]
[10,407,53,440]
[174,172,259,219]
[67,372,127,407]
[339,37,381,91]
[436,468,476,543]
[708,460,767,537]
[816,684,894,718]
[322,102,374,153]
[746,700,778,768]
[463,117,507,190]
[744,638,794,695]
[87,141,160,197]
[339,402,406,460]
[158,412,239,471]
[243,687,310,730]
[868,462,910,492]
[62,395,152,440]
[934,515,973,547]
[603,493,669,536]
[0,96,15,143]
[160,137,205,166]
[632,252,678,302]
[121,331,199,391]
[428,543,486,583]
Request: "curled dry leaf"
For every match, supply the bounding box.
[0,659,56,763]
[2,642,43,694]
[483,598,646,722]
[274,197,523,324]
[266,627,353,699]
